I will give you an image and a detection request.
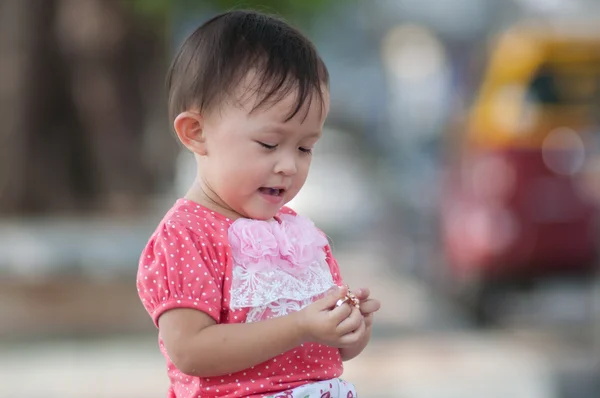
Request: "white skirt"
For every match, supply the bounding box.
[265,378,357,398]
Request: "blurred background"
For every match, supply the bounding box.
[1,0,599,397]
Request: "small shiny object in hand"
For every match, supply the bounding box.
[335,288,360,309]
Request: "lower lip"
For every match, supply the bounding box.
[259,191,285,204]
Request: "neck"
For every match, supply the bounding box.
[185,178,243,220]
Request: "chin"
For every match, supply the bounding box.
[245,207,282,221]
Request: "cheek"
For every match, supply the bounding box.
[217,153,267,187]
[295,158,312,183]
[215,145,252,173]
[207,153,246,190]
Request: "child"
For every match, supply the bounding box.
[136,10,381,398]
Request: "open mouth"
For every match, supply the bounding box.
[258,187,285,197]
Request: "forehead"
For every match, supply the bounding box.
[229,70,330,123]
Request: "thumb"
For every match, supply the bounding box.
[317,285,348,310]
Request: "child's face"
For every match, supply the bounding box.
[198,85,329,220]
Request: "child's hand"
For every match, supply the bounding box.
[296,286,365,348]
[352,288,381,328]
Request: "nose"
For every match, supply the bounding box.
[274,153,297,176]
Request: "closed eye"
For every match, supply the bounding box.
[257,141,277,150]
[299,147,313,154]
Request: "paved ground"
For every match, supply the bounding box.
[1,328,597,398]
[0,333,554,398]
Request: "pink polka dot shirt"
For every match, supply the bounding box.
[137,199,346,397]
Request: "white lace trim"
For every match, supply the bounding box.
[245,297,315,323]
[229,254,335,311]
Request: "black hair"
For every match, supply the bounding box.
[166,10,329,122]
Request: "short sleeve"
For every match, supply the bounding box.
[137,220,224,327]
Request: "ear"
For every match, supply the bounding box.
[173,111,207,155]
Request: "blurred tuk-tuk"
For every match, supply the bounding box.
[440,20,600,322]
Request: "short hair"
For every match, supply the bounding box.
[166,10,329,123]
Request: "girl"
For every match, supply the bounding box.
[137,10,381,398]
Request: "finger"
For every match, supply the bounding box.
[328,301,353,322]
[317,285,348,310]
[339,317,366,346]
[353,287,370,301]
[325,284,342,295]
[336,307,363,335]
[364,313,374,328]
[359,298,381,315]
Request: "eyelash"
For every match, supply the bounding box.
[257,142,312,155]
[258,142,276,150]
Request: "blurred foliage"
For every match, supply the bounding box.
[127,0,338,25]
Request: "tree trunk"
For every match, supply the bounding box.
[0,0,66,214]
[0,0,173,216]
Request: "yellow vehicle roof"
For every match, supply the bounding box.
[467,19,600,149]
